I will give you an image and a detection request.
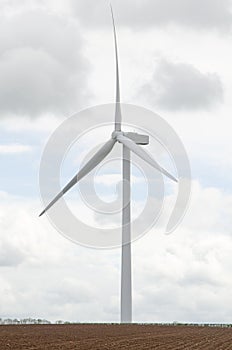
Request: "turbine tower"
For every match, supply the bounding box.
[39,5,177,324]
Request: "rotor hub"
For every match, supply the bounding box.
[112,131,123,139]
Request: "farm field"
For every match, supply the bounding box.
[0,324,232,349]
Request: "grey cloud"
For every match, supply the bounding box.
[141,59,223,110]
[48,279,94,304]
[72,0,232,30]
[0,10,90,118]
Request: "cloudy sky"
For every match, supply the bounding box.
[1,0,232,323]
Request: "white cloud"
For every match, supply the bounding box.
[0,144,32,154]
[0,241,25,267]
[1,182,232,322]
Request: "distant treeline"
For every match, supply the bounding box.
[140,322,232,328]
[0,318,74,325]
[0,319,231,327]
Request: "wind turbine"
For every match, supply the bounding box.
[39,5,177,324]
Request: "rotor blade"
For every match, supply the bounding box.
[39,138,116,216]
[117,134,178,182]
[110,4,121,131]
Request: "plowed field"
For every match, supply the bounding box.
[0,324,232,349]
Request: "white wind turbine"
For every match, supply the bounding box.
[39,5,177,323]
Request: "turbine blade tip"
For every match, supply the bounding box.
[169,175,178,183]
[39,210,45,217]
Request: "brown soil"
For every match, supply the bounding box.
[0,324,232,350]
